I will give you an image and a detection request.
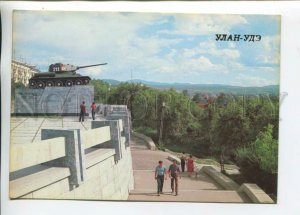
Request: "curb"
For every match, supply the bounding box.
[131,132,156,150]
[167,154,181,164]
[238,183,274,203]
[202,166,240,190]
[203,166,274,203]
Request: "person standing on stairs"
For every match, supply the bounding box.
[91,102,97,120]
[79,101,86,122]
[187,155,195,177]
[155,160,167,196]
[180,152,186,172]
[168,159,181,196]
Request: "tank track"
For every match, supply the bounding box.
[29,76,91,89]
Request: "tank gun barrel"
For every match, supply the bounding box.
[77,63,107,69]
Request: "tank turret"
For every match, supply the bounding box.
[29,62,107,88]
[48,63,107,73]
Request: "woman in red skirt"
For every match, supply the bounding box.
[187,155,194,177]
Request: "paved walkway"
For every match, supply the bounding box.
[128,136,250,203]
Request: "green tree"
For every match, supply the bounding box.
[90,79,111,103]
[210,104,251,157]
[235,124,278,195]
[244,95,279,142]
[182,89,189,97]
[253,124,278,173]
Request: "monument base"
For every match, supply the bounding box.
[11,113,90,117]
[13,86,94,116]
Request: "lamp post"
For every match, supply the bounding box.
[106,84,111,104]
[158,102,166,145]
[129,83,143,122]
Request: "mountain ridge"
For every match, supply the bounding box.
[101,79,279,95]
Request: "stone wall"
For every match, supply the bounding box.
[15,143,134,200]
[10,115,134,200]
[14,86,94,115]
[202,166,274,203]
[106,109,131,147]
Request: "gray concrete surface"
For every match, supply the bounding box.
[11,116,96,144]
[14,86,94,115]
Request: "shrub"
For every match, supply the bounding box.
[235,124,278,195]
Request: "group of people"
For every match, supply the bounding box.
[155,160,181,196]
[180,153,195,177]
[79,101,97,122]
[154,153,195,196]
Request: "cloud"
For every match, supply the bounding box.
[13,11,183,72]
[14,12,162,57]
[160,14,247,36]
[228,42,236,49]
[184,56,228,73]
[229,62,247,72]
[256,35,280,65]
[257,66,276,73]
[231,62,277,73]
[79,66,106,77]
[234,74,278,87]
[12,11,279,86]
[183,41,240,60]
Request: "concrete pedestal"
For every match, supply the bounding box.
[14,86,94,116]
[107,110,131,147]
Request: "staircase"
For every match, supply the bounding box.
[128,136,251,203]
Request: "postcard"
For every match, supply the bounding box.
[8,10,280,204]
[2,2,299,215]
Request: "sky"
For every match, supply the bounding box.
[12,11,280,87]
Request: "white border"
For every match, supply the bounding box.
[1,1,300,215]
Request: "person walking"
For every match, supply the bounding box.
[155,160,167,196]
[187,155,195,177]
[180,152,186,172]
[79,101,86,122]
[168,160,181,196]
[91,102,97,120]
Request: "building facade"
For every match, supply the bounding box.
[12,60,39,86]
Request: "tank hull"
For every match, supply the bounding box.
[29,76,91,88]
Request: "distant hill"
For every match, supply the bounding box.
[102,79,121,85]
[101,79,279,95]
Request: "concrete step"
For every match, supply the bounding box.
[128,189,251,203]
[130,136,148,150]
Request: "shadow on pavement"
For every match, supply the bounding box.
[130,191,174,196]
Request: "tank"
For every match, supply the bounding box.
[28,62,107,88]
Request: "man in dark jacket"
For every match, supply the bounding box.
[79,101,86,122]
[168,159,181,196]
